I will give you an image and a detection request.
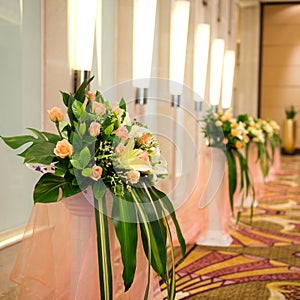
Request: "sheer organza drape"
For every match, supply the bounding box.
[10,192,162,299]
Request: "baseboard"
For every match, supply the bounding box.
[0,225,25,250]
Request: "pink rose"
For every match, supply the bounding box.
[127,170,140,184]
[92,102,106,115]
[115,143,125,157]
[115,126,128,140]
[54,139,72,158]
[91,165,103,181]
[89,121,101,137]
[48,107,64,122]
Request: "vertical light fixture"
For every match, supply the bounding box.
[209,38,224,112]
[221,50,235,110]
[132,0,157,105]
[169,0,190,107]
[193,23,210,111]
[68,0,97,93]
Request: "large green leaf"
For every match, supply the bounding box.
[148,186,186,258]
[74,76,94,102]
[23,141,56,165]
[33,173,80,203]
[111,190,138,291]
[0,135,36,149]
[131,187,167,281]
[41,131,61,144]
[93,185,113,300]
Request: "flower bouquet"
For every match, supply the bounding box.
[1,77,186,299]
[202,108,254,222]
[237,114,281,179]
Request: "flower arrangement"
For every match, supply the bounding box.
[1,77,186,300]
[202,108,253,222]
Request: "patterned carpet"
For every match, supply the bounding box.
[163,155,300,300]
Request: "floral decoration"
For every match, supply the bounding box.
[202,108,253,222]
[1,77,186,300]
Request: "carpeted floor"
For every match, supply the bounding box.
[163,155,300,300]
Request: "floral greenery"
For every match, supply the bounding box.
[202,108,253,222]
[1,77,186,300]
[285,105,298,119]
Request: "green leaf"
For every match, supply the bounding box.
[119,98,126,110]
[111,191,137,291]
[70,159,83,170]
[0,135,36,149]
[33,173,80,203]
[74,76,94,102]
[93,191,113,300]
[72,100,85,120]
[60,91,72,107]
[104,124,114,136]
[23,142,56,165]
[82,168,92,177]
[226,149,237,215]
[79,146,91,168]
[78,122,86,136]
[93,180,106,201]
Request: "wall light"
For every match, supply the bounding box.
[132,0,157,105]
[193,23,210,111]
[68,0,97,92]
[209,38,225,112]
[221,50,236,110]
[169,0,190,107]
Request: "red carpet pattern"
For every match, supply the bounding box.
[162,155,300,299]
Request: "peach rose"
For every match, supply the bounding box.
[48,107,64,122]
[91,165,103,181]
[115,143,125,157]
[231,129,238,137]
[231,122,238,129]
[215,120,223,127]
[115,126,128,140]
[87,91,96,101]
[54,139,72,158]
[235,141,243,149]
[127,170,140,184]
[138,150,149,163]
[89,121,101,137]
[142,133,151,143]
[223,138,228,145]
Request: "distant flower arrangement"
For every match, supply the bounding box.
[1,77,186,300]
[202,108,281,222]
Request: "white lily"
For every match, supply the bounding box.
[118,138,151,172]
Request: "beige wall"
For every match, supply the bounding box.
[260,3,300,147]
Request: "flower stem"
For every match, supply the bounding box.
[55,122,63,139]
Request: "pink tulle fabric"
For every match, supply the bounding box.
[170,147,231,245]
[10,192,162,299]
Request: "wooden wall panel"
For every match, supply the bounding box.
[260,3,300,148]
